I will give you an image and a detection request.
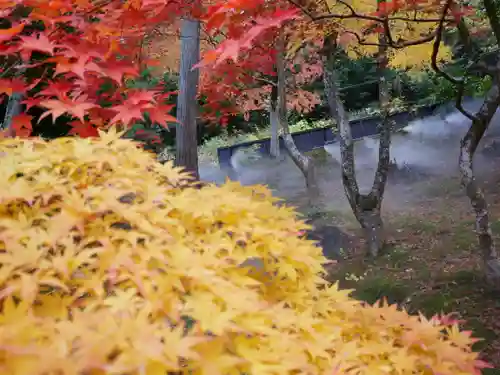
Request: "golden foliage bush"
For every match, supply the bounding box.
[0,131,487,375]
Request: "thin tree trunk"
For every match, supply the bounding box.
[1,64,25,135]
[269,83,281,158]
[174,18,200,179]
[377,37,391,108]
[2,92,23,131]
[438,0,500,287]
[275,33,318,195]
[459,77,500,286]
[322,34,391,257]
[392,75,402,98]
[468,0,500,287]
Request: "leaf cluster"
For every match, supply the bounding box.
[0,0,179,138]
[0,133,488,374]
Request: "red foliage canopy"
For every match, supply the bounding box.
[198,2,321,124]
[0,0,186,138]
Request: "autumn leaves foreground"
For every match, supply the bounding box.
[0,131,490,375]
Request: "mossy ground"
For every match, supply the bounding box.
[312,177,500,373]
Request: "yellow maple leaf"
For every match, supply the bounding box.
[0,134,484,375]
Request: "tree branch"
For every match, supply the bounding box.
[286,0,452,49]
[430,0,477,121]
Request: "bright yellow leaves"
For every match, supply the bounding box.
[389,41,453,69]
[288,0,453,70]
[0,132,485,374]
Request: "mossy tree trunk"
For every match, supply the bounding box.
[461,0,500,287]
[459,82,500,286]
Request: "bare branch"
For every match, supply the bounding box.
[285,0,318,20]
[431,0,477,121]
[253,74,277,86]
[286,0,451,49]
[340,28,436,48]
[288,0,451,24]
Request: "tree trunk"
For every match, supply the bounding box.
[377,34,391,108]
[392,74,402,98]
[2,92,23,131]
[174,18,200,179]
[275,33,318,196]
[269,84,281,158]
[322,35,391,257]
[459,76,500,287]
[1,65,25,136]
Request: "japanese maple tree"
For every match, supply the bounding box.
[199,29,322,125]
[0,0,183,138]
[197,3,323,194]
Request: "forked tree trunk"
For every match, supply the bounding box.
[269,84,281,158]
[322,35,391,257]
[275,33,318,196]
[174,18,200,179]
[459,76,500,287]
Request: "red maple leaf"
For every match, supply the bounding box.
[22,97,45,111]
[109,104,147,127]
[36,81,75,100]
[127,90,158,106]
[147,104,177,127]
[99,61,139,83]
[201,9,298,68]
[68,121,100,138]
[0,43,20,56]
[87,107,117,126]
[11,114,33,137]
[19,33,57,55]
[38,98,97,123]
[215,39,242,65]
[49,56,91,79]
[108,91,161,126]
[0,78,26,96]
[205,11,228,31]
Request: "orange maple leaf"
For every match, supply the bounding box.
[0,23,24,43]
